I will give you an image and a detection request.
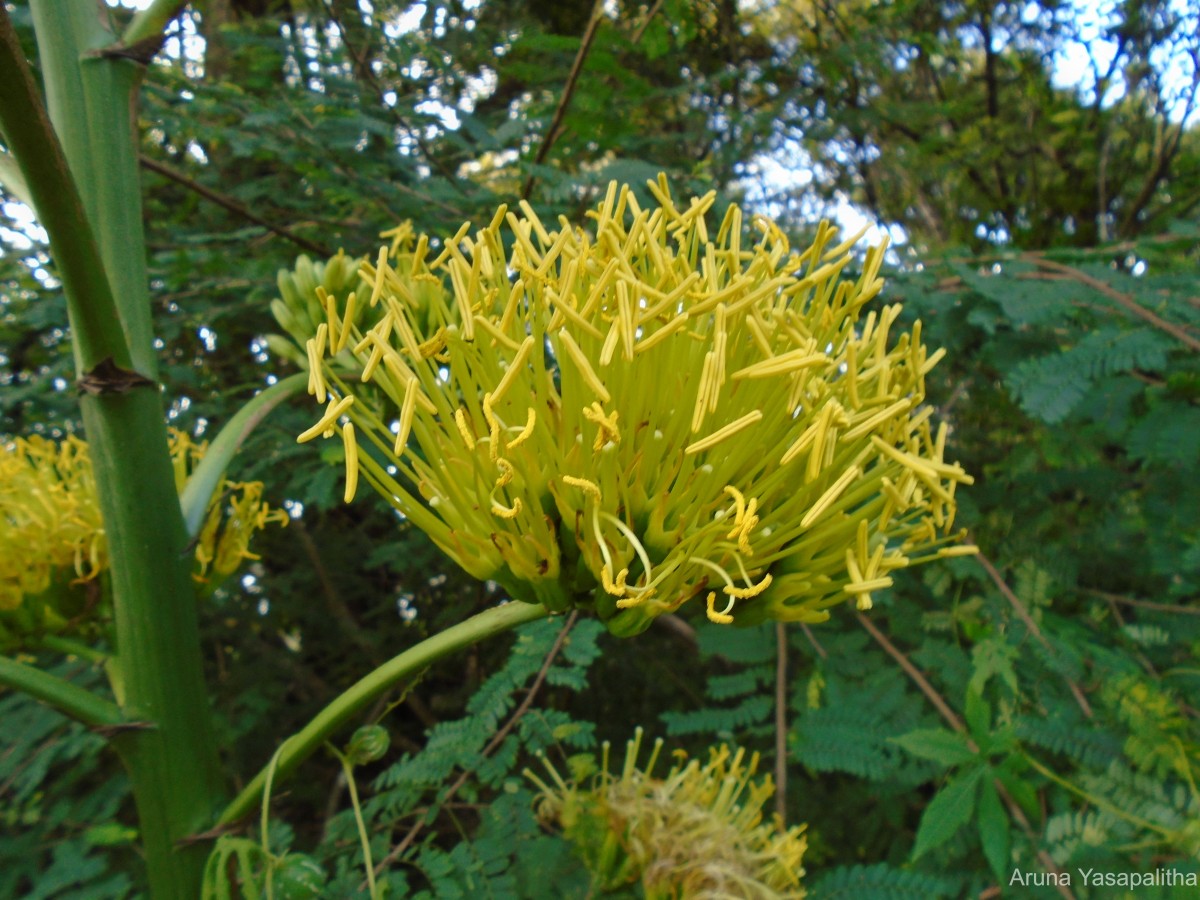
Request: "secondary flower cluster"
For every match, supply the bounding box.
[526,729,807,897]
[0,430,285,647]
[291,177,974,634]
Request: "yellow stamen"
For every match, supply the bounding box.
[298,395,355,443]
[491,497,522,519]
[557,331,611,402]
[335,291,357,354]
[491,335,535,403]
[800,465,862,528]
[507,408,537,449]
[706,591,735,625]
[725,571,772,599]
[602,565,629,596]
[685,410,763,455]
[454,409,477,449]
[342,423,359,503]
[370,246,388,306]
[394,377,419,456]
[563,475,602,499]
[495,457,515,488]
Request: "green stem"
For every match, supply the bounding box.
[216,600,550,827]
[0,654,123,728]
[0,7,132,372]
[36,634,109,665]
[122,0,187,51]
[180,372,308,538]
[330,746,380,899]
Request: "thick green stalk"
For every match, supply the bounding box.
[4,4,227,896]
[30,0,157,375]
[83,390,227,897]
[216,600,551,827]
[0,654,123,728]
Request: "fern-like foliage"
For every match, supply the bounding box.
[807,862,963,899]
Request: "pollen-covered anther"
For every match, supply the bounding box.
[601,565,629,597]
[507,408,537,449]
[582,402,621,450]
[491,497,522,519]
[724,571,772,599]
[706,591,735,625]
[454,408,477,450]
[563,475,602,500]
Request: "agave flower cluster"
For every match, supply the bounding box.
[526,729,807,898]
[293,178,974,635]
[0,430,285,647]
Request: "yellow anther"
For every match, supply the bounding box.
[491,497,522,519]
[298,395,355,443]
[582,402,621,450]
[706,591,735,625]
[725,571,772,599]
[495,457,515,488]
[454,409,477,450]
[507,408,537,449]
[563,475,602,500]
[342,423,359,503]
[685,410,763,456]
[601,565,629,596]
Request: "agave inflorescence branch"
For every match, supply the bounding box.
[286,176,975,635]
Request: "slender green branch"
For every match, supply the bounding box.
[0,654,123,728]
[179,372,308,538]
[120,0,187,55]
[35,634,109,665]
[216,600,551,828]
[0,7,131,372]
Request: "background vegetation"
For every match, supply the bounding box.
[2,0,1199,896]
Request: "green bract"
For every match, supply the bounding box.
[291,177,975,635]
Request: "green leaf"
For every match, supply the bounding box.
[976,776,1010,883]
[891,728,976,767]
[912,765,984,860]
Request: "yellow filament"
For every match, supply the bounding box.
[454,409,477,449]
[491,497,522,519]
[685,410,763,455]
[557,331,611,402]
[732,349,827,380]
[842,399,912,441]
[563,475,602,499]
[495,457,515,488]
[491,336,535,402]
[305,337,327,404]
[602,565,629,596]
[483,393,502,459]
[800,465,862,528]
[725,572,772,599]
[706,591,735,625]
[342,423,359,503]
[297,395,355,443]
[507,408,537,449]
[336,292,357,354]
[370,246,388,306]
[394,377,420,455]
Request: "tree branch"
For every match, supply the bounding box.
[522,0,606,200]
[138,154,334,258]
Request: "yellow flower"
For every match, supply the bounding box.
[0,429,286,648]
[526,728,807,898]
[298,177,975,635]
